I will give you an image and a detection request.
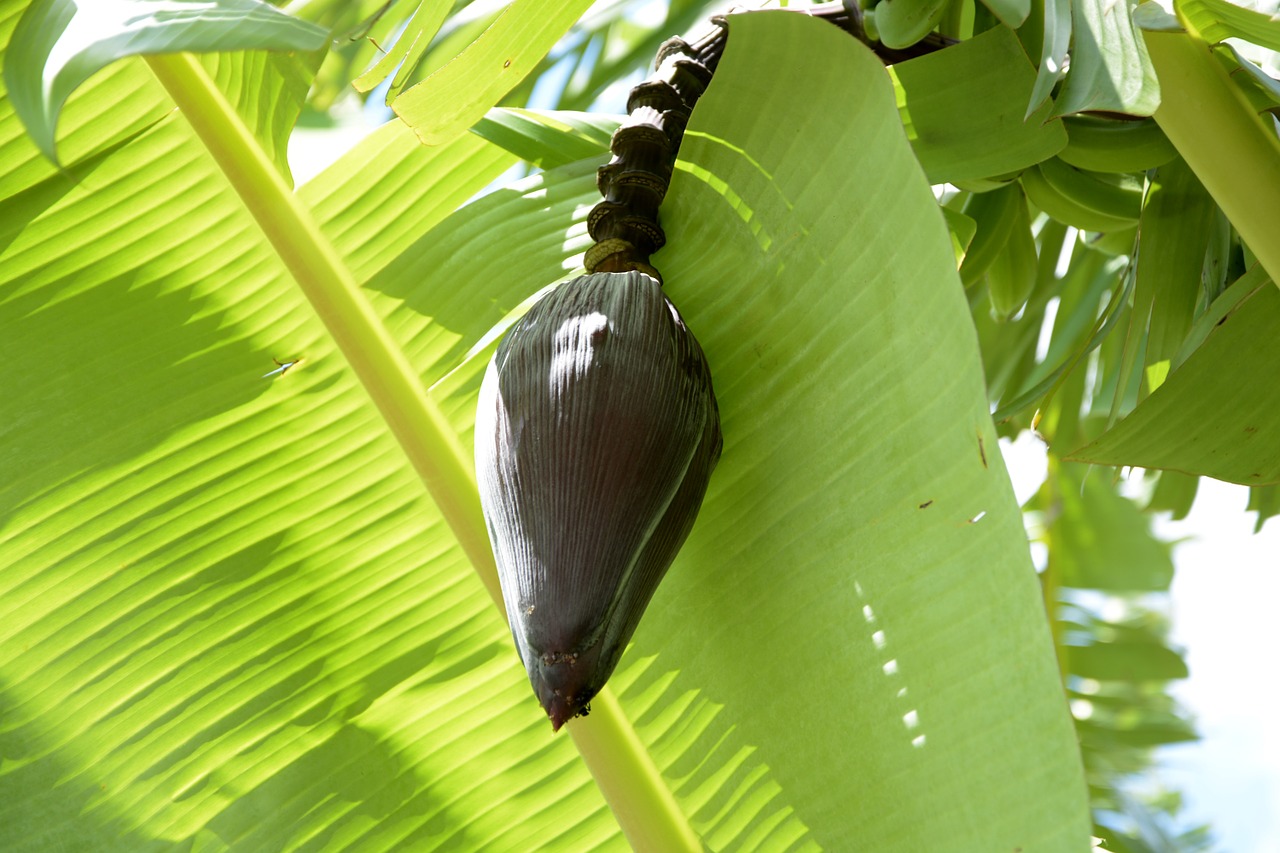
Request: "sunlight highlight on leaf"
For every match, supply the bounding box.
[392,0,596,145]
[1053,0,1160,116]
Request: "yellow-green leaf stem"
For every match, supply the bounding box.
[570,691,703,852]
[144,51,698,850]
[1041,459,1068,685]
[144,52,500,607]
[1142,26,1280,288]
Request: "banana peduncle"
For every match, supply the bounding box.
[582,2,953,283]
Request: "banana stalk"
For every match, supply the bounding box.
[473,12,731,731]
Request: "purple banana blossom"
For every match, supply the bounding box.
[475,270,721,730]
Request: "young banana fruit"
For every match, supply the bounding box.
[1058,115,1177,174]
[1021,157,1143,233]
[959,183,1021,287]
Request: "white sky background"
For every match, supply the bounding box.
[1159,478,1280,852]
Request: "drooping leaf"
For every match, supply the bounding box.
[1135,157,1215,385]
[1058,115,1176,174]
[992,249,1128,424]
[471,106,618,169]
[985,186,1038,320]
[890,24,1067,183]
[1069,274,1280,485]
[2,0,328,162]
[981,0,1032,29]
[874,0,951,50]
[958,182,1022,287]
[972,217,1064,408]
[1076,715,1198,747]
[941,205,976,266]
[1037,467,1174,591]
[0,14,154,196]
[1026,0,1072,115]
[1179,0,1280,51]
[1218,43,1280,112]
[352,0,452,101]
[1066,643,1189,681]
[1132,0,1183,32]
[1146,470,1199,520]
[296,0,421,111]
[1139,25,1280,287]
[1247,483,1280,531]
[1170,263,1267,369]
[391,0,596,145]
[1053,0,1160,116]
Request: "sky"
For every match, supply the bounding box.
[1158,476,1280,852]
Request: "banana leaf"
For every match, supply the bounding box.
[0,6,1088,850]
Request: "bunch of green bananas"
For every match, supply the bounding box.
[955,116,1178,319]
[1024,118,1176,234]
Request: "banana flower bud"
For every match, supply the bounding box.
[475,270,721,730]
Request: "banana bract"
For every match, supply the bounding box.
[475,270,722,730]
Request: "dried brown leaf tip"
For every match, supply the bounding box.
[475,270,721,730]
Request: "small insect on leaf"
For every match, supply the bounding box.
[263,358,303,378]
[475,270,721,730]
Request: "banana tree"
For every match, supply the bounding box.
[2,0,1274,849]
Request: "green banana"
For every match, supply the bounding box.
[875,0,949,51]
[1059,115,1178,173]
[985,188,1037,320]
[1040,158,1144,223]
[941,204,977,269]
[953,177,1016,193]
[959,183,1021,286]
[1022,159,1141,232]
[1085,225,1138,257]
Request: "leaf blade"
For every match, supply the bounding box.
[391,0,596,145]
[0,49,629,850]
[1053,0,1160,116]
[1068,274,1280,485]
[630,11,1090,847]
[890,25,1067,183]
[3,0,328,161]
[1027,0,1072,116]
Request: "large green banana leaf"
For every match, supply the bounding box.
[0,7,1087,852]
